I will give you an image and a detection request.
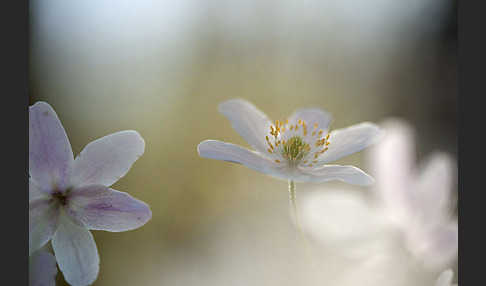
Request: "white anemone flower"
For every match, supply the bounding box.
[435,269,458,286]
[197,99,381,185]
[29,102,152,286]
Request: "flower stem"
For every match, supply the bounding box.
[288,180,311,251]
[288,180,299,228]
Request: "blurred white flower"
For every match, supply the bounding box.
[198,98,381,185]
[435,269,457,286]
[29,102,152,286]
[302,119,457,271]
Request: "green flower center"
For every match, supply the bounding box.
[281,136,310,162]
[265,118,331,167]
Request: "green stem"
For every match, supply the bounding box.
[288,180,300,229]
[288,180,316,266]
[288,180,309,246]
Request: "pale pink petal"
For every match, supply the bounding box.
[66,185,152,232]
[197,140,288,179]
[52,214,99,286]
[70,130,145,188]
[29,102,74,191]
[367,119,416,224]
[218,99,273,155]
[414,152,456,223]
[29,199,60,255]
[29,250,58,286]
[296,164,374,185]
[406,221,458,269]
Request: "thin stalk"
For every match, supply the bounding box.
[288,180,311,253]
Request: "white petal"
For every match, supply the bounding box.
[197,140,288,179]
[414,152,456,223]
[30,179,49,203]
[366,119,416,225]
[287,108,332,133]
[302,189,384,248]
[218,99,273,154]
[29,250,58,286]
[318,122,382,164]
[435,269,454,286]
[29,101,74,191]
[52,214,100,286]
[66,185,152,232]
[70,130,145,188]
[296,165,374,185]
[29,199,60,255]
[406,220,458,269]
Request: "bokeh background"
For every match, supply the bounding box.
[29,0,457,285]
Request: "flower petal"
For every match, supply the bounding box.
[29,101,74,191]
[366,119,416,225]
[65,185,152,232]
[29,250,58,286]
[318,122,382,164]
[30,178,50,203]
[29,199,60,255]
[435,269,454,286]
[52,214,99,286]
[218,99,273,154]
[414,152,456,223]
[197,140,287,179]
[296,165,374,185]
[287,108,332,133]
[302,189,384,247]
[407,221,458,269]
[70,130,145,188]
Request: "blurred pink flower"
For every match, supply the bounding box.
[29,102,152,286]
[302,119,457,270]
[369,119,457,269]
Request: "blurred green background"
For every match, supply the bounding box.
[29,1,457,285]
